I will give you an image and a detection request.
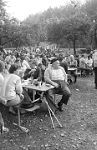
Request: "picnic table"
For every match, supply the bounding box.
[67,67,77,83]
[68,67,77,72]
[22,81,62,128]
[23,82,54,92]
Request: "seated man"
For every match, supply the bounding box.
[44,58,71,112]
[58,56,68,74]
[23,60,43,101]
[23,60,42,81]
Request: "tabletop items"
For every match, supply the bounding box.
[22,78,53,89]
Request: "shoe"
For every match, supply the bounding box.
[21,103,34,109]
[1,126,9,133]
[74,79,77,83]
[55,108,59,114]
[58,102,63,111]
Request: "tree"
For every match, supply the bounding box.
[84,0,97,49]
[61,11,90,55]
[0,0,8,46]
[0,1,22,48]
[47,22,62,47]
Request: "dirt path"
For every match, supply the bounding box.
[0,76,97,150]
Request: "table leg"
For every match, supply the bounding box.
[33,90,36,101]
[48,107,55,128]
[44,98,62,128]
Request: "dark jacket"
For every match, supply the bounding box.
[23,67,42,81]
[60,61,68,74]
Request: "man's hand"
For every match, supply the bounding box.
[33,79,38,82]
[3,99,7,105]
[20,94,24,100]
[0,96,7,105]
[52,82,59,88]
[30,69,36,74]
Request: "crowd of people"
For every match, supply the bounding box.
[0,47,96,133]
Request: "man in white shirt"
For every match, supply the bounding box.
[0,60,9,132]
[44,58,71,112]
[22,56,31,72]
[86,55,93,67]
[93,50,97,88]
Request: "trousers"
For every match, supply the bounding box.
[6,88,31,107]
[45,80,71,112]
[94,67,97,87]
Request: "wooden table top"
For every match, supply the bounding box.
[22,82,54,92]
[68,67,77,71]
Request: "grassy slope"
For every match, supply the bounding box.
[0,75,97,150]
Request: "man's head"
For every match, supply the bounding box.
[30,59,37,69]
[9,64,19,75]
[51,58,60,69]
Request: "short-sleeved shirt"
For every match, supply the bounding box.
[0,74,22,100]
[0,73,4,92]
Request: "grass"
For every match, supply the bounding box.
[0,75,97,150]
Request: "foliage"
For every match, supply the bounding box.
[61,10,90,54]
[1,0,97,53]
[47,22,62,45]
[84,0,97,49]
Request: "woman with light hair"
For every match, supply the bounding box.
[69,55,77,67]
[22,56,31,72]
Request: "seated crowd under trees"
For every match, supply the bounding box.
[0,47,94,132]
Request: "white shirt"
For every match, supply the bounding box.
[36,58,42,64]
[80,57,86,68]
[22,60,30,71]
[52,68,65,80]
[93,52,97,67]
[0,73,4,92]
[5,55,11,63]
[1,74,22,100]
[86,59,93,67]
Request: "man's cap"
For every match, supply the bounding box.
[51,58,58,64]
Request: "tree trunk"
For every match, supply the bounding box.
[73,40,76,55]
[93,28,97,49]
[0,37,3,53]
[0,37,2,46]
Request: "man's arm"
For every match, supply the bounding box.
[0,96,7,105]
[16,78,23,95]
[44,68,59,87]
[60,67,67,82]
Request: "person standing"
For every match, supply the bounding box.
[93,50,97,88]
[22,56,31,72]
